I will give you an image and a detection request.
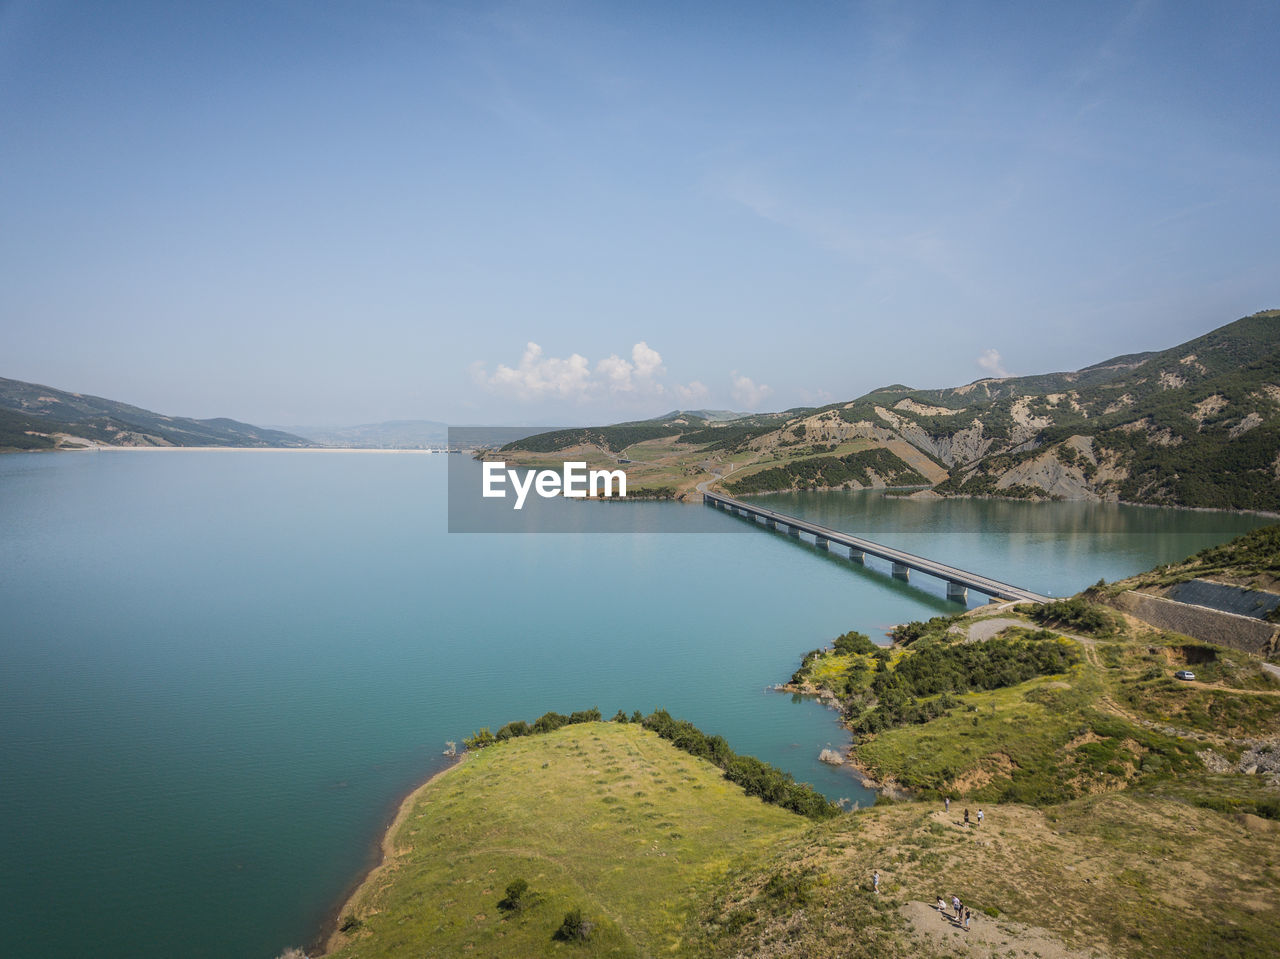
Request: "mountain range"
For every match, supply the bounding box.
[505,310,1280,512]
[9,310,1280,513]
[0,378,310,450]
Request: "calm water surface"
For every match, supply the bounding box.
[0,451,1267,958]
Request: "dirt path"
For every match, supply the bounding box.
[899,900,1109,959]
[957,617,1024,642]
[1180,677,1280,696]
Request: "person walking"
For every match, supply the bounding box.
[944,796,950,814]
[964,907,972,931]
[964,808,970,827]
[872,870,880,894]
[952,895,961,918]
[977,808,984,826]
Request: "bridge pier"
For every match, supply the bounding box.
[699,492,1049,604]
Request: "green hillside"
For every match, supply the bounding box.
[500,310,1280,510]
[0,376,310,450]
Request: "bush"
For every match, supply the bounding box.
[641,710,839,820]
[498,878,530,913]
[1029,597,1118,636]
[463,728,496,750]
[832,630,877,655]
[495,720,531,741]
[554,907,593,942]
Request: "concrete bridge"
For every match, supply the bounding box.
[702,489,1052,605]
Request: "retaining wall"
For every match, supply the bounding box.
[1105,590,1280,660]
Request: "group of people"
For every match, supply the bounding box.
[869,799,989,931]
[937,895,973,930]
[944,796,984,827]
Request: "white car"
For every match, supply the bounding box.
[1174,670,1195,681]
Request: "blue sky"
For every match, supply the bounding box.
[2,0,1277,426]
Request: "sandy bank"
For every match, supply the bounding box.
[319,754,466,955]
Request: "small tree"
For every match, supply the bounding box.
[554,907,593,942]
[463,727,496,749]
[498,878,530,913]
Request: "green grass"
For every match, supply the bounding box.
[854,669,1101,799]
[323,716,1280,959]
[326,723,808,958]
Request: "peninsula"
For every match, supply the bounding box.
[309,525,1280,959]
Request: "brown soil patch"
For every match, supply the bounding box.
[950,752,1018,792]
[1066,730,1104,750]
[900,900,1109,959]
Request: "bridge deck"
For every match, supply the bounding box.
[703,490,1052,604]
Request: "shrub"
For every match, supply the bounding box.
[495,720,531,741]
[641,710,839,820]
[832,630,877,655]
[463,728,496,750]
[498,878,530,913]
[1029,597,1118,636]
[554,907,593,942]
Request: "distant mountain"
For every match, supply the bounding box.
[648,409,751,423]
[0,377,311,451]
[282,420,450,449]
[279,422,559,449]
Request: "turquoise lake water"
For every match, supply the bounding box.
[0,451,1268,958]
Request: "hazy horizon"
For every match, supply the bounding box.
[3,1,1278,426]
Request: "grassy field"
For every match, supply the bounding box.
[325,722,808,958]
[322,715,1280,959]
[489,428,933,500]
[323,563,1280,958]
[694,793,1280,959]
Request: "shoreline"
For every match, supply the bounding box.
[711,485,1280,520]
[315,753,467,957]
[773,679,912,801]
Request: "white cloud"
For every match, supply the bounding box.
[730,372,773,409]
[476,344,775,414]
[595,352,637,392]
[631,341,664,379]
[674,380,710,404]
[478,342,594,400]
[475,341,680,402]
[592,340,667,394]
[976,348,1009,378]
